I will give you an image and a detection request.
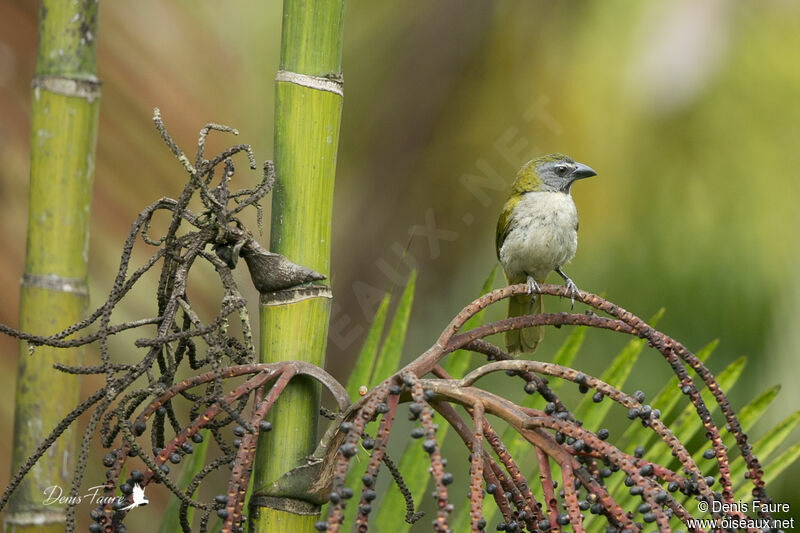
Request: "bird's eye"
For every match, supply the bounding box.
[555,165,567,175]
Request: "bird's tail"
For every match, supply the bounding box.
[505,291,544,354]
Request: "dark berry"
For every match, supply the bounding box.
[339,443,357,458]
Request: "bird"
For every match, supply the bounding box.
[496,153,597,353]
[120,483,149,511]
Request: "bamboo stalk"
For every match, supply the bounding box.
[249,1,345,531]
[3,2,100,532]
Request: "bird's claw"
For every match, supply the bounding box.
[526,276,540,301]
[564,278,579,309]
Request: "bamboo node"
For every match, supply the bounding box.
[260,285,333,306]
[20,273,89,295]
[275,70,343,96]
[248,494,320,515]
[31,75,102,102]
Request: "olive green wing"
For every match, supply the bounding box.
[495,196,519,260]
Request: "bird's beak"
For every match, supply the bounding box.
[571,162,597,180]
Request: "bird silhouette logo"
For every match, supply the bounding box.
[120,483,149,511]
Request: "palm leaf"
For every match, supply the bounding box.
[345,293,391,400]
[369,271,417,388]
[376,269,495,533]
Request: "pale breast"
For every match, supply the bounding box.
[499,191,578,282]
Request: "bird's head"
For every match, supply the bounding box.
[511,153,596,195]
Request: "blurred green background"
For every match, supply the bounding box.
[0,0,798,529]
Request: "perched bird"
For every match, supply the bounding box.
[496,154,597,353]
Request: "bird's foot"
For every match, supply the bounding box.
[555,267,579,309]
[564,278,579,308]
[526,275,540,300]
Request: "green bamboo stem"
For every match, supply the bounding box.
[3,2,100,532]
[249,1,345,531]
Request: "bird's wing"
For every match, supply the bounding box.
[133,484,147,504]
[495,196,520,260]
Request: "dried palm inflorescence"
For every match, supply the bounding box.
[0,112,343,533]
